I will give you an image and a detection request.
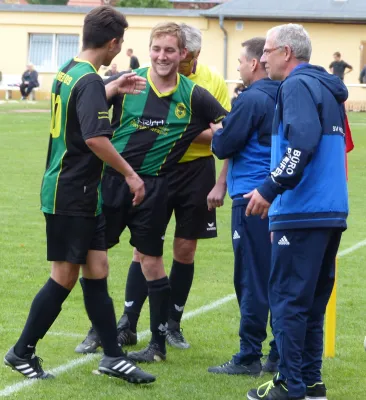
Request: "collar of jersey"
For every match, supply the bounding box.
[74,57,98,73]
[147,67,180,98]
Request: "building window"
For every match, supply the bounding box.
[28,34,79,72]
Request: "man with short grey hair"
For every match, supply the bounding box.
[245,24,348,400]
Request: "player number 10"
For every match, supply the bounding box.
[50,93,62,138]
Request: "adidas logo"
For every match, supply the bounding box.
[233,230,240,240]
[278,235,290,246]
[15,362,38,378]
[174,304,184,312]
[112,359,136,375]
[125,301,134,307]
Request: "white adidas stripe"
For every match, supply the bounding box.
[112,360,126,370]
[125,366,136,375]
[22,368,33,374]
[15,364,29,370]
[118,364,131,372]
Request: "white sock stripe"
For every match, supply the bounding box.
[112,360,126,370]
[118,364,131,372]
[15,364,30,370]
[21,368,34,374]
[124,366,136,375]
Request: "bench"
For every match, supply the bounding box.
[0,74,41,101]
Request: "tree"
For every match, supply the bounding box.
[117,0,171,8]
[26,0,69,4]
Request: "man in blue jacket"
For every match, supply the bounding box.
[245,24,348,400]
[207,37,280,376]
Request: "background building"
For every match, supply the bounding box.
[0,0,365,108]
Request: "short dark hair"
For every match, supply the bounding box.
[82,6,128,50]
[242,37,266,63]
[334,51,341,58]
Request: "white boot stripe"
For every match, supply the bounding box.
[16,364,30,370]
[112,360,126,370]
[119,364,131,372]
[22,368,34,374]
[124,366,136,374]
[27,372,37,378]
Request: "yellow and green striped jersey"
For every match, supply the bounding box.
[107,67,226,176]
[41,58,113,217]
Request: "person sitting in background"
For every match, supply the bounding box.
[104,63,119,76]
[359,65,366,84]
[20,63,39,100]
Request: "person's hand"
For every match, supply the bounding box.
[115,72,147,95]
[207,182,227,211]
[243,189,270,219]
[209,121,223,135]
[125,173,145,206]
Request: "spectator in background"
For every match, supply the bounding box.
[329,52,352,81]
[231,82,245,106]
[20,63,39,100]
[127,48,140,70]
[104,63,119,77]
[359,64,366,84]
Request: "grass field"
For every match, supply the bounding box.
[0,101,365,399]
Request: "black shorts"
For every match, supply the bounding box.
[167,156,217,240]
[45,213,107,264]
[102,172,168,257]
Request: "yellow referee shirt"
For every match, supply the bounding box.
[179,62,231,163]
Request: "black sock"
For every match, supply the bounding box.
[148,277,170,353]
[14,278,70,357]
[169,260,194,324]
[123,261,148,332]
[80,277,121,358]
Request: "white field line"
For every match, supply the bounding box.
[338,238,366,258]
[0,294,236,397]
[0,238,364,398]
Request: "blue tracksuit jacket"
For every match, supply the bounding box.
[257,64,349,231]
[212,78,280,198]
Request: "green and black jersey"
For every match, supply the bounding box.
[107,67,226,176]
[41,58,112,217]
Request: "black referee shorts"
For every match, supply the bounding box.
[167,156,217,240]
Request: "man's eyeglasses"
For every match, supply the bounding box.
[180,58,195,68]
[262,46,283,56]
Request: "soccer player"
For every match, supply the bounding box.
[75,23,230,355]
[207,37,280,376]
[4,6,155,384]
[245,24,348,400]
[76,22,227,363]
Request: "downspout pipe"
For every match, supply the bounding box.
[219,14,228,80]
